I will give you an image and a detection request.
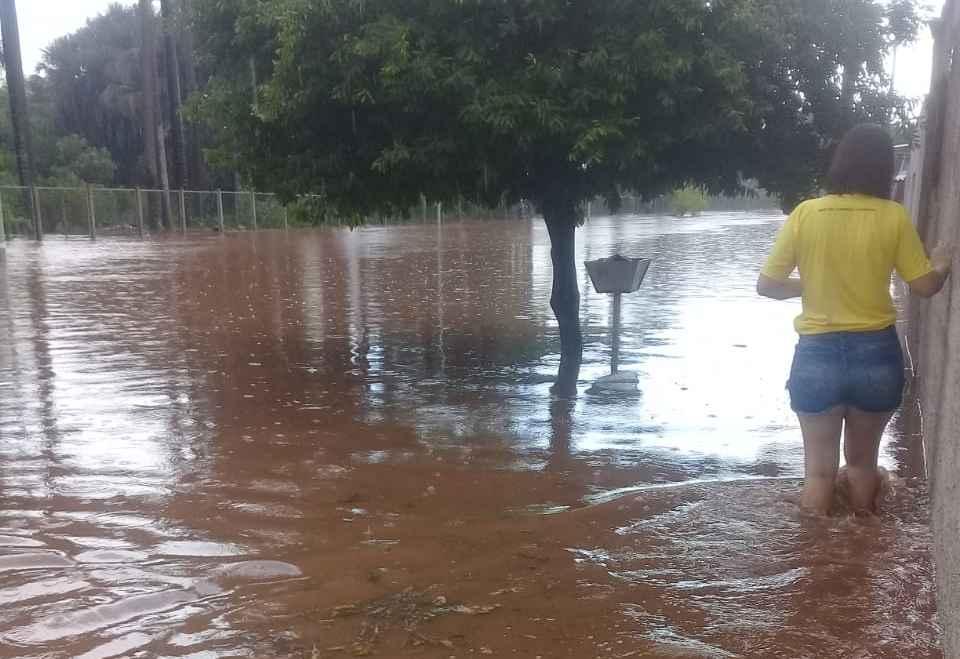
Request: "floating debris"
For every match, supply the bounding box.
[326,587,501,655]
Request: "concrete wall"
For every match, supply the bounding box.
[909,0,960,654]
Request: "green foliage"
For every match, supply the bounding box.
[193,0,746,218]
[717,0,921,209]
[0,82,58,190]
[47,135,116,185]
[287,194,340,227]
[0,81,116,185]
[191,0,918,219]
[669,186,708,217]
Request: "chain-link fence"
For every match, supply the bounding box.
[0,185,293,239]
[0,184,529,241]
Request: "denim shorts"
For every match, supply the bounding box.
[787,326,906,415]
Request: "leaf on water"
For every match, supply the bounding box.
[489,586,522,596]
[450,603,500,615]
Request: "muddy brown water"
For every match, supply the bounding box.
[0,213,939,658]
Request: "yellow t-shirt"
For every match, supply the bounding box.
[762,194,933,335]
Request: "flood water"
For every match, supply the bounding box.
[0,213,939,658]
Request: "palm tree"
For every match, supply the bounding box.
[0,0,38,238]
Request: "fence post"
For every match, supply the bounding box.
[250,191,258,230]
[217,189,225,232]
[283,205,289,231]
[179,189,187,233]
[136,188,145,238]
[32,187,42,241]
[61,190,69,238]
[0,189,5,245]
[436,202,442,225]
[87,186,96,240]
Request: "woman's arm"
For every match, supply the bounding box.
[909,242,954,298]
[757,273,803,300]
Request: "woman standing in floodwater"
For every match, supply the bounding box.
[758,123,954,515]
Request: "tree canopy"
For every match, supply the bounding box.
[47,134,116,185]
[0,85,116,186]
[193,0,917,215]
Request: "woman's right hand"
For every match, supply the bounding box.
[911,242,955,298]
[931,242,955,275]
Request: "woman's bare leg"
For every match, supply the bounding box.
[843,408,893,513]
[798,407,845,514]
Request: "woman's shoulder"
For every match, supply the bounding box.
[787,197,819,216]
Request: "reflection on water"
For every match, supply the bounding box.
[0,214,938,657]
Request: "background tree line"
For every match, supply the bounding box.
[0,1,922,203]
[0,0,220,230]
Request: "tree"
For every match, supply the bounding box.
[0,0,37,236]
[40,5,144,186]
[720,0,919,209]
[193,0,916,395]
[40,2,215,193]
[0,79,114,183]
[47,134,116,185]
[669,186,708,217]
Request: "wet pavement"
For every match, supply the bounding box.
[0,213,940,658]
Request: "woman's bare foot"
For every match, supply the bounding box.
[835,465,889,516]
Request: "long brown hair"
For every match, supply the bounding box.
[826,124,895,200]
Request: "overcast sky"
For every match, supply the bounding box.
[18,0,136,73]
[14,0,948,100]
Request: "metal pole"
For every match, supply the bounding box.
[61,190,68,238]
[217,189,225,232]
[32,187,42,241]
[136,188,145,238]
[611,293,622,375]
[87,186,96,240]
[179,189,187,233]
[250,191,258,230]
[436,202,442,225]
[283,205,289,231]
[0,190,6,245]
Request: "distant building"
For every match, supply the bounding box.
[893,143,911,203]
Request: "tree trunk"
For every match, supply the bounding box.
[161,0,187,192]
[542,200,583,398]
[139,0,164,228]
[157,123,174,229]
[0,0,37,236]
[838,57,860,132]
